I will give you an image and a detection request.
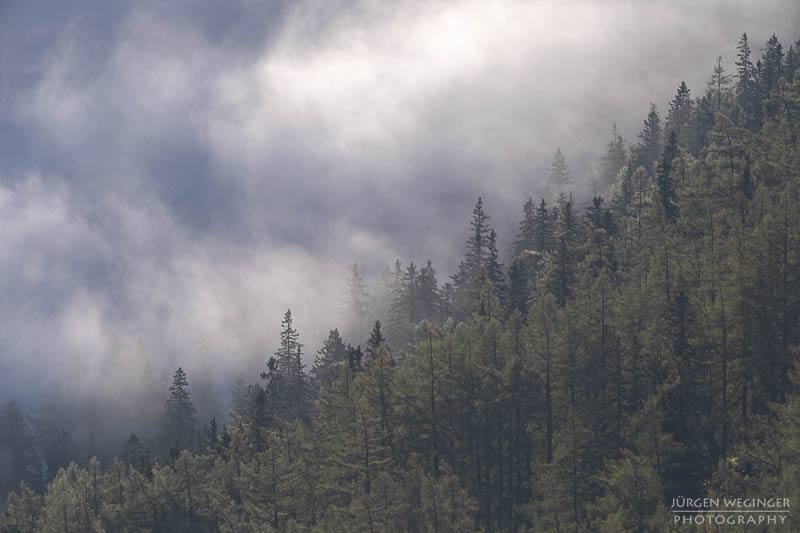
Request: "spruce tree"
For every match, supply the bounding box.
[599,123,626,190]
[417,259,440,322]
[486,229,506,308]
[546,148,571,201]
[365,320,386,362]
[656,131,679,224]
[312,329,348,389]
[165,367,197,450]
[512,197,537,259]
[735,32,760,129]
[634,103,662,174]
[275,309,303,377]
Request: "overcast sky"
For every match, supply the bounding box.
[1,0,798,404]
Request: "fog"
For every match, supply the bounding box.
[0,0,797,444]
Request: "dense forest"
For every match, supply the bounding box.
[2,31,800,532]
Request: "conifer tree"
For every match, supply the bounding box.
[275,310,303,377]
[165,367,197,450]
[418,259,440,323]
[343,263,369,339]
[634,103,662,174]
[709,55,732,113]
[0,399,38,501]
[656,131,679,224]
[312,329,348,389]
[736,32,760,129]
[599,122,626,190]
[365,320,386,362]
[486,229,506,308]
[512,196,537,260]
[546,148,571,202]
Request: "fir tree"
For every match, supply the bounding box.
[546,148,571,201]
[736,32,760,129]
[165,367,197,450]
[656,131,679,224]
[634,103,662,174]
[312,329,348,389]
[512,196,537,259]
[599,123,626,190]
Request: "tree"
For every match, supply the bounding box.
[656,131,679,224]
[599,123,626,190]
[485,229,506,311]
[269,310,312,423]
[546,148,572,202]
[633,103,662,174]
[312,329,348,390]
[761,33,784,95]
[548,197,579,306]
[343,263,369,340]
[452,198,494,318]
[365,321,386,363]
[735,32,760,129]
[418,260,440,324]
[708,55,732,113]
[122,433,153,476]
[785,39,800,83]
[165,367,197,450]
[275,310,303,377]
[0,399,38,504]
[512,196,537,260]
[667,81,693,150]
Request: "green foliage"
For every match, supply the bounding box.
[3,30,800,533]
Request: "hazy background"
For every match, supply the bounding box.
[0,0,798,417]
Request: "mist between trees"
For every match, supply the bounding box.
[2,31,800,532]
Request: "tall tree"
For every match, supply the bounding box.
[512,196,537,260]
[735,32,760,129]
[667,81,694,150]
[312,329,348,390]
[599,123,626,190]
[634,103,662,174]
[546,148,572,202]
[656,131,680,225]
[165,367,197,450]
[343,264,369,340]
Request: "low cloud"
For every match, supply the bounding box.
[0,0,798,406]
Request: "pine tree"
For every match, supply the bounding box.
[667,81,693,150]
[275,310,303,377]
[656,131,679,224]
[708,55,731,113]
[634,103,662,174]
[599,123,626,190]
[312,329,348,389]
[546,148,571,202]
[535,198,553,255]
[548,197,578,306]
[785,39,800,83]
[453,198,494,317]
[736,32,760,129]
[507,258,529,318]
[485,229,506,310]
[122,433,153,476]
[343,263,369,340]
[365,320,386,363]
[512,196,537,260]
[466,197,491,279]
[271,310,312,422]
[418,259,440,323]
[0,399,38,502]
[761,33,784,95]
[165,367,197,450]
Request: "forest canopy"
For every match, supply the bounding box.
[2,26,800,533]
